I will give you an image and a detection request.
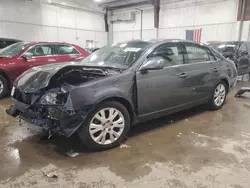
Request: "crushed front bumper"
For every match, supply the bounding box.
[6,100,90,137]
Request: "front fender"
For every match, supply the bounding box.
[68,77,134,110]
[93,87,131,103]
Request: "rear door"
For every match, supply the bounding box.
[180,42,220,101]
[24,44,57,67]
[55,44,84,63]
[236,42,250,75]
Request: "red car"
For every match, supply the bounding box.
[0,41,89,98]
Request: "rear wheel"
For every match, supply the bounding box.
[77,101,130,151]
[208,81,227,110]
[0,75,9,99]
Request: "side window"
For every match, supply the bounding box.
[184,43,210,64]
[27,45,53,57]
[238,43,247,54]
[149,43,183,67]
[57,45,79,55]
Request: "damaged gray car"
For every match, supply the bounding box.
[6,39,237,150]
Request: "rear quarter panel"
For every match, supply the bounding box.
[217,58,237,91]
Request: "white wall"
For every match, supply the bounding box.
[0,0,108,48]
[112,10,155,43]
[112,0,239,43]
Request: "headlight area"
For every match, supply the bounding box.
[37,91,88,137]
[38,90,72,119]
[39,91,68,106]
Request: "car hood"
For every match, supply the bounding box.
[14,62,119,93]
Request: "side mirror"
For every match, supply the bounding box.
[22,52,33,60]
[140,57,165,72]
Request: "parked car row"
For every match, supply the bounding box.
[6,39,237,151]
[0,41,89,98]
[209,41,250,76]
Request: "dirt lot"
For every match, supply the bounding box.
[1,83,250,188]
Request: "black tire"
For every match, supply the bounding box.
[77,101,130,151]
[0,75,9,99]
[208,81,228,110]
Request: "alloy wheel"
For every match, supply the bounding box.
[214,84,226,107]
[89,108,125,145]
[0,80,4,94]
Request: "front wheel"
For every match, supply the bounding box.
[208,81,227,110]
[0,75,9,99]
[77,101,130,151]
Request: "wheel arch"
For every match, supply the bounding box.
[99,96,135,124]
[220,78,230,93]
[0,69,10,89]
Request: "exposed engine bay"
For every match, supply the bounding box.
[6,65,117,137]
[50,67,108,87]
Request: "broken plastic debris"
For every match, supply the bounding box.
[120,144,130,148]
[185,119,188,121]
[42,171,58,179]
[149,143,152,146]
[177,132,182,137]
[66,150,80,157]
[191,132,195,134]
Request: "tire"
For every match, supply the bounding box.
[77,101,130,151]
[208,81,228,110]
[0,75,9,99]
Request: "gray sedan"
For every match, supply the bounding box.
[7,39,237,151]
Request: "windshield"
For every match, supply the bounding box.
[81,41,153,69]
[209,42,241,54]
[0,42,30,57]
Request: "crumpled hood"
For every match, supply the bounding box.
[14,62,115,93]
[14,62,76,93]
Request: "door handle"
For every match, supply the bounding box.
[48,59,56,62]
[213,68,219,72]
[179,72,188,78]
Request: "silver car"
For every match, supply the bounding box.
[7,39,237,151]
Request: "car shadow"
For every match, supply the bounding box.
[129,105,207,137]
[37,104,208,155]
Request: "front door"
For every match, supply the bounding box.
[24,44,57,67]
[136,42,191,116]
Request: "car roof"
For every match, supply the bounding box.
[27,41,77,45]
[118,39,207,46]
[209,41,242,45]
